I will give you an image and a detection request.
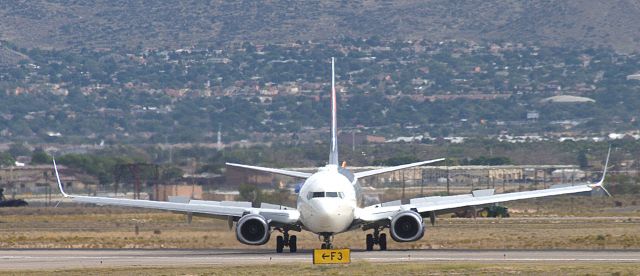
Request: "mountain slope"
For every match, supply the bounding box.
[1,0,639,52]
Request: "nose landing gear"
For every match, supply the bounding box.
[319,233,333,249]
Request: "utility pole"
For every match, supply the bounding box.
[165,135,173,164]
[420,168,425,197]
[446,163,450,195]
[401,170,406,202]
[217,123,222,151]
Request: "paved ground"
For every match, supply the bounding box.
[0,249,639,270]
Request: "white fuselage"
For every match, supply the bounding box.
[296,165,358,234]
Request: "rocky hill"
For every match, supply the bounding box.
[1,0,640,53]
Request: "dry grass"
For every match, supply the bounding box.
[3,262,640,276]
[0,196,639,250]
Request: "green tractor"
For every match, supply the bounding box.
[452,204,510,218]
[476,205,510,218]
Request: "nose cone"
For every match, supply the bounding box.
[315,201,342,221]
[306,199,353,233]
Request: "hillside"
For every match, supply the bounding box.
[1,1,640,52]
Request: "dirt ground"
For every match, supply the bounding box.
[5,262,640,276]
[1,195,638,250]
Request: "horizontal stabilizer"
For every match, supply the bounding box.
[354,158,445,179]
[225,163,312,179]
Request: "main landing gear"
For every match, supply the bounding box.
[365,227,387,251]
[275,226,297,253]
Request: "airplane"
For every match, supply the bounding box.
[54,57,612,253]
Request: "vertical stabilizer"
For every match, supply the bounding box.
[329,57,339,165]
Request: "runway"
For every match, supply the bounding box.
[1,249,639,270]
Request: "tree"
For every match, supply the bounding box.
[31,148,52,164]
[161,166,184,181]
[238,183,262,206]
[0,152,15,167]
[8,143,31,158]
[31,148,53,164]
[463,156,512,166]
[577,150,589,169]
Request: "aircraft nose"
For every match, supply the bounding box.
[315,201,341,218]
[309,199,353,232]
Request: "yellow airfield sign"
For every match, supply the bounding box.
[313,248,351,264]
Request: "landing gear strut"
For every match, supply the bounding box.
[365,227,387,251]
[320,233,333,249]
[275,226,297,253]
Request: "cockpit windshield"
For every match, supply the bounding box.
[307,191,344,200]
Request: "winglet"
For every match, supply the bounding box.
[53,157,69,197]
[590,146,612,197]
[599,145,611,184]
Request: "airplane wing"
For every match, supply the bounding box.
[353,158,445,179]
[54,159,300,226]
[357,184,600,222]
[357,148,611,223]
[226,163,312,179]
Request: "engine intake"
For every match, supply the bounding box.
[236,214,270,245]
[389,210,425,242]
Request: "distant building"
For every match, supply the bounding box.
[225,166,274,187]
[152,184,203,201]
[366,135,386,143]
[626,73,640,80]
[0,165,98,194]
[541,95,595,103]
[488,168,523,181]
[551,169,586,182]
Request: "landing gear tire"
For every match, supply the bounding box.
[366,234,374,251]
[276,236,284,253]
[289,235,297,253]
[379,233,387,251]
[320,233,333,249]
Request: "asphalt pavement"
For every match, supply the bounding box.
[1,249,639,270]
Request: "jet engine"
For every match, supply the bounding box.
[235,214,270,245]
[389,210,425,242]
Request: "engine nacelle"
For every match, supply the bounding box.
[389,210,425,242]
[235,214,270,245]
